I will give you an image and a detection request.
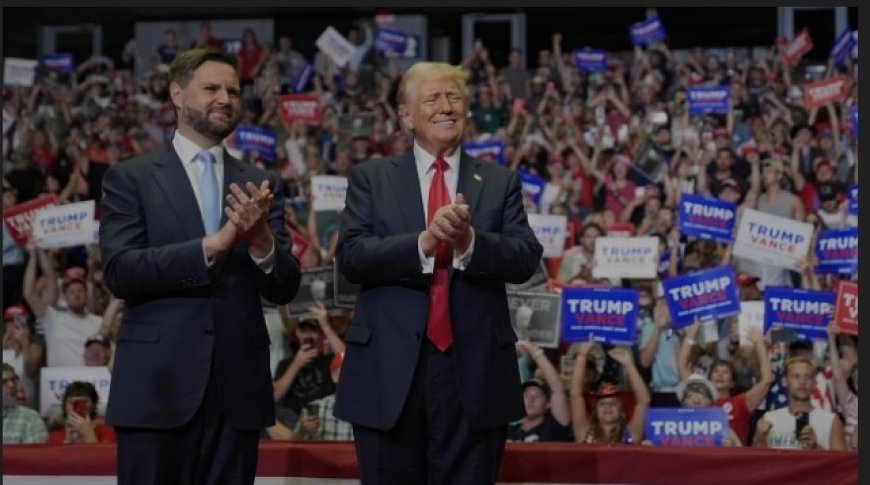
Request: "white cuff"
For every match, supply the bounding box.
[250,240,276,274]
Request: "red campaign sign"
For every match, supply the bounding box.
[833,281,858,336]
[784,28,813,66]
[278,95,321,126]
[804,75,850,110]
[287,225,311,261]
[2,194,59,245]
[604,223,635,238]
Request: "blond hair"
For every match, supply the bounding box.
[396,62,469,109]
[784,356,815,375]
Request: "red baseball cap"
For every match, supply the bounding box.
[736,272,760,288]
[62,267,87,289]
[3,305,29,322]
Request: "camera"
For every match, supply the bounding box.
[795,412,809,439]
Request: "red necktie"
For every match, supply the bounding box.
[427,158,453,351]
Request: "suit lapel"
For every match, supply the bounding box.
[388,150,426,233]
[151,146,206,240]
[222,151,248,227]
[456,152,485,220]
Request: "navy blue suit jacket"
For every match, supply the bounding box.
[99,145,300,431]
[333,150,543,431]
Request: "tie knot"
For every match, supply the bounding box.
[432,158,448,173]
[197,150,216,164]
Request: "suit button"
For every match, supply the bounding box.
[414,332,421,341]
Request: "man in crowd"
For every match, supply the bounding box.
[335,61,542,484]
[2,363,47,444]
[754,357,846,450]
[508,341,572,442]
[295,351,353,440]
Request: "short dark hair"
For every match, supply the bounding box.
[169,48,238,87]
[62,381,99,420]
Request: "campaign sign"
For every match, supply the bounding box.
[661,266,740,328]
[764,287,834,341]
[507,290,562,348]
[279,94,321,125]
[737,300,767,346]
[234,126,277,162]
[32,200,96,249]
[658,251,672,276]
[833,281,858,336]
[561,287,638,345]
[831,29,857,66]
[3,350,24,382]
[592,236,659,279]
[815,228,857,275]
[732,209,813,271]
[527,214,567,258]
[41,53,74,74]
[604,222,634,238]
[848,184,858,216]
[3,58,38,86]
[519,171,546,208]
[376,28,409,56]
[286,225,311,261]
[3,194,59,245]
[686,87,730,115]
[677,194,736,242]
[463,140,505,165]
[644,408,728,447]
[573,49,607,73]
[333,263,359,309]
[287,265,336,317]
[629,17,666,47]
[40,366,111,416]
[291,62,313,93]
[784,28,813,66]
[316,26,355,68]
[310,175,348,212]
[804,75,850,110]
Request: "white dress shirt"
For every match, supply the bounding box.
[172,131,274,272]
[413,142,475,273]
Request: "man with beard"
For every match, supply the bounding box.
[99,48,301,485]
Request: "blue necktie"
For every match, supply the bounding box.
[197,150,220,234]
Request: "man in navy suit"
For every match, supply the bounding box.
[99,48,300,485]
[334,61,543,485]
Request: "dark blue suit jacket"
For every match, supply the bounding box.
[333,150,543,431]
[99,145,300,431]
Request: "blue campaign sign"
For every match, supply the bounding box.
[463,140,505,165]
[677,194,737,243]
[848,184,857,216]
[831,29,857,66]
[234,126,277,162]
[291,62,313,93]
[658,251,671,276]
[573,49,607,73]
[41,53,74,74]
[686,87,730,115]
[376,28,409,56]
[764,287,834,341]
[561,287,638,345]
[662,266,740,329]
[629,16,666,47]
[519,171,546,207]
[815,227,857,275]
[644,408,728,447]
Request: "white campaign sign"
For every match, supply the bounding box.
[732,209,813,271]
[32,200,96,249]
[527,214,567,258]
[310,175,348,212]
[737,300,765,346]
[39,366,111,416]
[592,236,659,279]
[3,58,38,86]
[3,349,25,379]
[316,26,355,68]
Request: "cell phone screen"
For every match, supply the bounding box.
[795,412,809,438]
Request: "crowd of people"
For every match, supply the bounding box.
[3,16,858,455]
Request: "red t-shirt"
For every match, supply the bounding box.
[238,44,264,82]
[47,424,117,445]
[716,392,751,445]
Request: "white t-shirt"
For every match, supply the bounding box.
[39,307,102,367]
[763,407,835,450]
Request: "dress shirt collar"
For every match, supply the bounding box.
[413,141,461,176]
[172,130,225,166]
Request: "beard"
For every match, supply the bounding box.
[181,104,237,143]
